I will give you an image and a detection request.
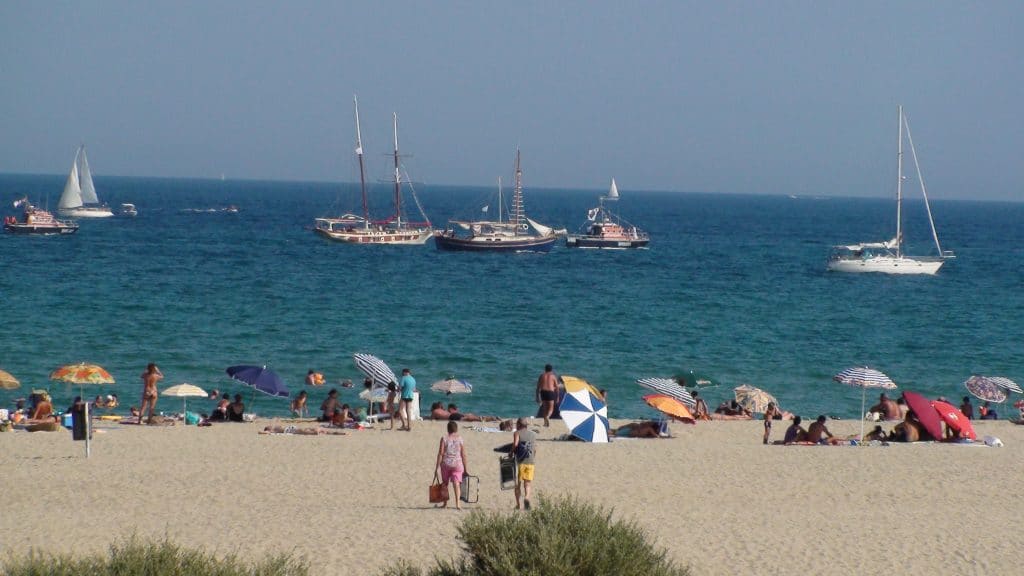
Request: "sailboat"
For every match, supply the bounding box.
[565,178,649,249]
[434,149,557,252]
[828,106,955,275]
[314,97,433,245]
[58,145,114,218]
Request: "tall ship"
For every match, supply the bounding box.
[4,196,79,235]
[434,149,557,253]
[314,96,432,245]
[565,178,649,249]
[58,145,114,218]
[828,106,954,275]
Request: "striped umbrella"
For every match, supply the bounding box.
[964,376,1008,403]
[0,369,20,390]
[833,366,897,441]
[636,377,694,407]
[559,376,609,443]
[989,376,1022,395]
[353,353,397,388]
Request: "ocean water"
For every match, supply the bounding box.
[1,173,1021,421]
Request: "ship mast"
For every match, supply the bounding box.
[512,149,524,236]
[354,95,368,225]
[392,112,402,225]
[895,105,904,258]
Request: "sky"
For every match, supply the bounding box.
[1,1,1021,200]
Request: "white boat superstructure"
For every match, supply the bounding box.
[59,145,114,218]
[314,96,432,245]
[828,106,954,275]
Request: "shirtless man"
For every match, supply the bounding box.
[805,415,837,444]
[535,364,559,427]
[869,393,901,420]
[138,363,163,424]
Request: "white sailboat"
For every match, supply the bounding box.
[314,96,433,245]
[565,178,650,249]
[828,106,954,275]
[58,145,114,218]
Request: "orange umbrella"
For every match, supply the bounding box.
[932,400,976,441]
[643,394,696,424]
[49,363,115,385]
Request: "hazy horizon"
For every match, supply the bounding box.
[1,1,1021,201]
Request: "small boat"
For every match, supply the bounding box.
[566,179,649,249]
[4,197,79,235]
[119,203,138,217]
[58,145,114,218]
[828,106,955,275]
[314,96,432,245]
[434,149,556,253]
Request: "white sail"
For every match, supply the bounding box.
[607,178,619,200]
[78,146,99,204]
[527,218,554,237]
[59,153,83,209]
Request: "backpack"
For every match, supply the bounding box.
[514,439,533,461]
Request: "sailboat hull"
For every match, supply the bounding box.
[59,206,115,218]
[433,232,556,253]
[315,226,432,245]
[827,255,944,275]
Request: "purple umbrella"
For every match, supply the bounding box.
[226,365,290,398]
[901,391,942,441]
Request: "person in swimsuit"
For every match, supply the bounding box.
[536,364,559,427]
[228,394,245,422]
[138,363,163,424]
[783,416,807,444]
[290,390,308,418]
[763,402,782,444]
[434,421,468,509]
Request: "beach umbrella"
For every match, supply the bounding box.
[636,377,694,407]
[161,383,208,422]
[558,376,608,443]
[989,376,1022,395]
[833,366,897,442]
[932,400,976,441]
[430,377,473,395]
[643,394,696,424]
[963,376,1008,404]
[675,370,718,388]
[733,384,778,414]
[353,353,397,388]
[226,365,289,398]
[901,391,943,441]
[49,363,115,385]
[0,369,20,390]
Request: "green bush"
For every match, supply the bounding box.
[2,535,308,576]
[383,495,689,576]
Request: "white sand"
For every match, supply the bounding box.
[1,417,1021,575]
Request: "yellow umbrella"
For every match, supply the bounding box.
[562,375,603,397]
[643,394,695,423]
[0,369,20,390]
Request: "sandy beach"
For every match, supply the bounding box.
[2,417,1021,575]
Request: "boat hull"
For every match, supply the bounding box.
[565,235,649,249]
[314,227,432,245]
[60,206,114,218]
[4,223,79,235]
[827,256,944,275]
[434,232,556,253]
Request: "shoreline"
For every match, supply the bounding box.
[2,417,1021,575]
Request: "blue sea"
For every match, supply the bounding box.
[1,173,1021,421]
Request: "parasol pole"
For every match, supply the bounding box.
[860,385,867,445]
[84,401,91,458]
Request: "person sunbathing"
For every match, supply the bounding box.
[783,416,807,444]
[261,424,344,435]
[30,396,53,421]
[614,421,664,438]
[447,404,496,422]
[331,404,355,427]
[869,393,901,421]
[430,402,451,420]
[805,415,840,444]
[863,425,887,442]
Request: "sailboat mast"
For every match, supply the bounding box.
[512,149,524,237]
[354,96,369,224]
[497,176,503,223]
[895,105,904,258]
[903,111,945,256]
[392,112,402,225]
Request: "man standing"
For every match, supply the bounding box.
[512,417,537,510]
[398,368,416,431]
[535,364,558,427]
[138,363,163,424]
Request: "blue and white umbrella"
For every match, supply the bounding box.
[559,379,609,443]
[833,366,897,441]
[353,353,397,388]
[636,377,695,408]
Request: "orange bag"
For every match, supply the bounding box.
[429,472,448,503]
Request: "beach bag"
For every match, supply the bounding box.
[499,456,517,490]
[429,472,448,503]
[460,474,479,503]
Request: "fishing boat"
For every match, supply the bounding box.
[58,145,114,218]
[434,149,556,252]
[828,106,955,275]
[565,179,649,249]
[4,196,79,235]
[314,97,432,245]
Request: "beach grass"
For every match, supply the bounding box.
[1,535,308,576]
[380,495,690,576]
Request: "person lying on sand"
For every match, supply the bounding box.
[260,425,345,435]
[430,402,450,420]
[715,400,752,417]
[447,404,497,422]
[613,421,665,438]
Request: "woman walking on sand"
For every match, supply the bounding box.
[435,421,468,509]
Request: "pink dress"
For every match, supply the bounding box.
[440,434,465,483]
